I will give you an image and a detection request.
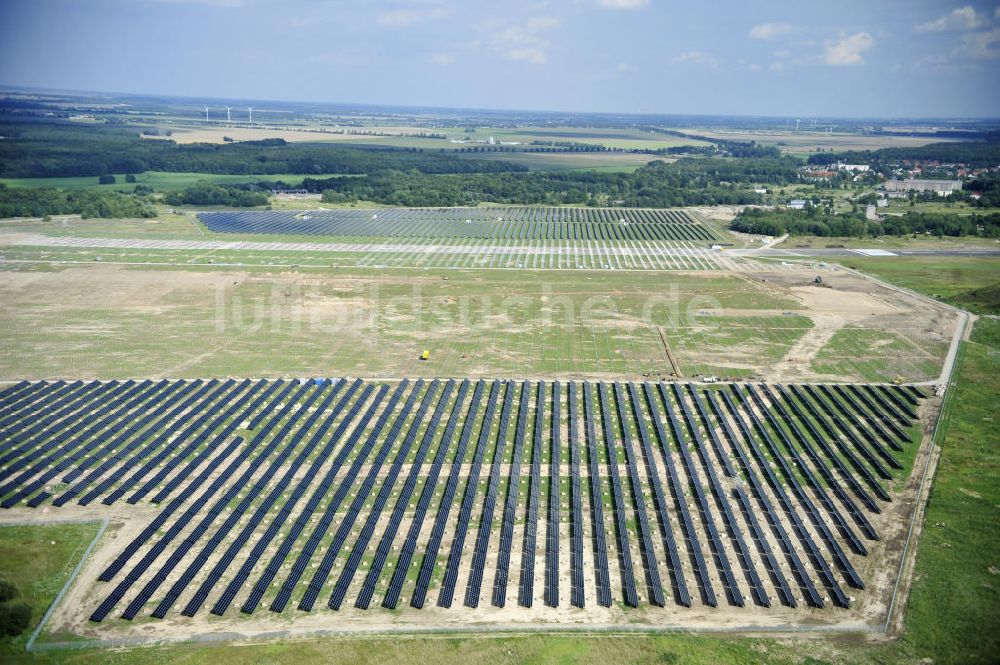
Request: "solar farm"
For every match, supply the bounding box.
[0,376,928,631]
[0,203,960,644]
[197,207,720,241]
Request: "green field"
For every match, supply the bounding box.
[778,234,1000,251]
[455,149,658,172]
[841,256,1000,314]
[0,172,354,192]
[0,521,102,659]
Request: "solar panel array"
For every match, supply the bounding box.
[198,208,718,241]
[0,377,925,621]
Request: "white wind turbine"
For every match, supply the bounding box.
[247,106,253,124]
[225,106,232,123]
[204,105,209,121]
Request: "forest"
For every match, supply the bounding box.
[808,140,1000,169]
[307,158,787,207]
[0,122,528,178]
[0,186,157,219]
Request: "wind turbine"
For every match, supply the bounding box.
[204,105,209,121]
[795,118,800,131]
[225,106,231,123]
[247,106,253,124]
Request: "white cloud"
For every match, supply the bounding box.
[823,32,874,65]
[505,47,549,64]
[958,26,1000,58]
[616,62,637,73]
[376,7,449,28]
[669,50,720,66]
[428,52,455,65]
[491,16,561,65]
[915,6,983,33]
[596,0,650,9]
[749,22,793,40]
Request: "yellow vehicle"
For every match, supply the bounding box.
[420,350,430,361]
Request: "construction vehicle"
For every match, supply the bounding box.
[420,350,430,361]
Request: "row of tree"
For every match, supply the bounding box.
[163,183,269,207]
[731,206,1000,238]
[808,140,1000,169]
[0,122,530,178]
[308,158,791,207]
[0,186,157,219]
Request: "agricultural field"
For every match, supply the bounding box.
[0,171,356,193]
[455,149,659,172]
[154,123,711,152]
[669,129,962,157]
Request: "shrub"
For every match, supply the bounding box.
[0,602,31,637]
[0,581,17,603]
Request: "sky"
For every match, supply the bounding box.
[1,0,998,118]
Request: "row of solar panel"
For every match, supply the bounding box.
[0,378,921,617]
[197,209,717,242]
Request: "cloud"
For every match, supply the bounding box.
[958,26,1000,58]
[823,32,874,65]
[492,16,562,65]
[669,50,720,66]
[376,7,449,28]
[915,6,983,33]
[505,47,548,64]
[596,0,650,9]
[749,22,793,40]
[428,52,455,65]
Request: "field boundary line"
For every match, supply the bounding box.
[23,619,891,653]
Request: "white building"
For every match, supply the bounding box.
[838,163,871,173]
[788,199,808,210]
[883,179,962,197]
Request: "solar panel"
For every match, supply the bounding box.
[381,380,470,610]
[328,381,444,611]
[464,380,514,608]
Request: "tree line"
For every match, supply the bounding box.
[731,206,1000,238]
[0,122,529,178]
[807,140,1000,169]
[0,186,157,218]
[306,158,793,207]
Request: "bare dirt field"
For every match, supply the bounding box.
[0,262,957,382]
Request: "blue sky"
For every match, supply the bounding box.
[1,0,998,118]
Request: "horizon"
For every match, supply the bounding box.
[3,83,1000,124]
[1,0,999,118]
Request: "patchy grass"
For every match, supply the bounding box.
[0,521,101,658]
[874,318,1000,664]
[843,256,1000,314]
